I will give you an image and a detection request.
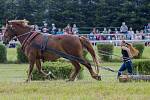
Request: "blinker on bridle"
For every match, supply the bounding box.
[7,24,32,39]
[9,25,18,36]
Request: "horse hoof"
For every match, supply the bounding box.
[93,75,101,81]
[66,79,74,82]
[97,75,101,81]
[25,79,31,83]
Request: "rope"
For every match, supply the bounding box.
[100,66,118,73]
[97,49,131,60]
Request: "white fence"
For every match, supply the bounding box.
[90,40,150,46]
[79,33,150,40]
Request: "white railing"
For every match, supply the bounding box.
[78,33,150,39]
[90,40,150,46]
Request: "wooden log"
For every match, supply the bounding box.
[119,75,150,82]
[129,75,150,81]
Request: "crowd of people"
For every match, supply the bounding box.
[32,22,79,35]
[88,22,150,41]
[0,21,150,46]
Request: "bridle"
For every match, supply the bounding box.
[6,24,32,40]
[6,25,18,38]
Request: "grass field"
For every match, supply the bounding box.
[0,47,150,100]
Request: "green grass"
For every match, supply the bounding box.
[0,47,149,100]
[0,64,150,100]
[0,80,150,100]
[0,64,27,82]
[7,48,17,62]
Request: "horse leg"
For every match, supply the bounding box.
[26,60,35,82]
[35,59,50,78]
[68,61,81,81]
[82,60,101,80]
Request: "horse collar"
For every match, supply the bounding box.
[21,31,39,51]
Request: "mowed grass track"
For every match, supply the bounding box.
[0,47,149,100]
[0,81,150,100]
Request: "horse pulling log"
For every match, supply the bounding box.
[3,20,101,82]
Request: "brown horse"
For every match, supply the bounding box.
[3,20,101,82]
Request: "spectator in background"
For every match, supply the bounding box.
[95,29,101,40]
[120,22,128,34]
[72,24,79,35]
[135,30,140,34]
[88,28,96,40]
[128,27,134,40]
[34,25,41,32]
[102,27,107,34]
[135,30,141,40]
[41,23,49,34]
[56,28,63,35]
[65,24,72,34]
[108,28,112,34]
[102,27,107,40]
[114,28,119,40]
[63,28,67,35]
[144,23,150,33]
[107,28,112,40]
[114,28,119,34]
[139,30,145,40]
[51,23,57,35]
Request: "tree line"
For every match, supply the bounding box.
[0,0,149,30]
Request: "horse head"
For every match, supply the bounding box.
[3,19,31,45]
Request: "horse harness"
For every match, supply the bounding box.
[20,31,49,61]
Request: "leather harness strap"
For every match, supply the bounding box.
[21,31,40,51]
[41,35,49,51]
[41,35,50,62]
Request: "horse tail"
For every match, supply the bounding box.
[79,36,99,74]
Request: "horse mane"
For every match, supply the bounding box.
[8,19,29,26]
[7,19,32,30]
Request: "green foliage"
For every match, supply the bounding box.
[0,44,7,63]
[32,61,83,80]
[133,43,145,59]
[17,45,28,63]
[133,60,150,75]
[97,44,114,61]
[0,0,149,29]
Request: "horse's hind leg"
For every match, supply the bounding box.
[82,60,101,80]
[35,59,50,77]
[68,61,81,81]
